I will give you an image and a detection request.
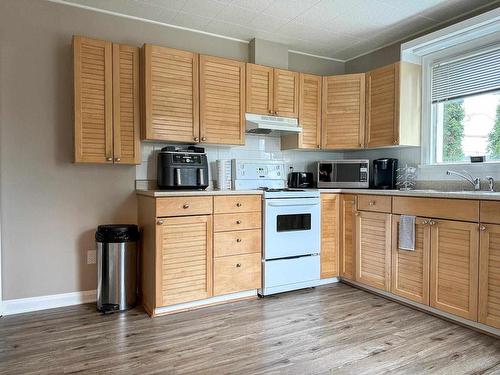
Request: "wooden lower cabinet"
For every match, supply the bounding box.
[340,195,356,280]
[355,211,392,291]
[391,215,430,304]
[478,223,500,328]
[320,194,340,278]
[214,253,261,296]
[156,215,213,307]
[430,219,479,321]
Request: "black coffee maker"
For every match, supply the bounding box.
[373,158,398,189]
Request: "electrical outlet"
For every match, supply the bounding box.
[87,250,96,265]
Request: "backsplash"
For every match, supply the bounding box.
[136,134,343,189]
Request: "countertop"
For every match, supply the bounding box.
[136,188,500,200]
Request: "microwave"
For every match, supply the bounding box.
[317,160,369,188]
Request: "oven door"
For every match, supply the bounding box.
[263,197,320,260]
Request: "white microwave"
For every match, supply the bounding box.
[317,160,369,188]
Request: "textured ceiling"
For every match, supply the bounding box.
[61,0,498,61]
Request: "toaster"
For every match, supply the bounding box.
[157,146,209,190]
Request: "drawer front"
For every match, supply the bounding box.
[357,195,392,213]
[214,229,262,257]
[480,201,500,224]
[214,212,261,232]
[263,255,320,288]
[156,196,213,217]
[214,253,261,295]
[393,197,479,222]
[214,195,261,214]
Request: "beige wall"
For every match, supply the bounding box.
[0,0,343,300]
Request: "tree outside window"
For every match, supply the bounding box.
[442,100,465,162]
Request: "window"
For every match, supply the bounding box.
[429,46,500,164]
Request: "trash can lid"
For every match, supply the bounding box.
[95,224,139,243]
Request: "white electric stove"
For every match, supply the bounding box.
[230,160,321,296]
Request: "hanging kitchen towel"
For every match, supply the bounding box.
[399,215,416,251]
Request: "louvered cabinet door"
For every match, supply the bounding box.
[299,73,321,149]
[112,44,140,164]
[143,44,199,142]
[274,68,299,118]
[391,215,430,304]
[366,63,399,148]
[246,63,273,115]
[430,220,479,320]
[156,215,213,307]
[340,195,357,280]
[322,74,365,150]
[73,36,113,163]
[199,55,245,145]
[478,224,500,328]
[321,194,340,278]
[356,211,392,291]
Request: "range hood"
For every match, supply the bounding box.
[245,113,302,135]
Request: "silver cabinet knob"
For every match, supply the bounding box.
[236,238,242,243]
[236,220,241,224]
[355,212,360,216]
[268,110,273,115]
[157,219,164,225]
[429,220,437,226]
[236,202,242,207]
[368,201,376,206]
[201,137,207,141]
[317,145,320,149]
[236,263,242,268]
[422,220,429,225]
[106,157,113,161]
[183,204,190,209]
[115,158,121,162]
[193,137,199,142]
[480,225,487,231]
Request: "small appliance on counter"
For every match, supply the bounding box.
[287,168,314,188]
[317,160,369,188]
[157,146,208,190]
[373,158,398,189]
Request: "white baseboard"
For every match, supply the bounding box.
[2,290,96,316]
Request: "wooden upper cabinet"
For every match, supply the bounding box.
[74,36,113,163]
[246,63,273,115]
[112,44,140,164]
[321,194,340,279]
[282,73,321,150]
[156,215,213,307]
[366,62,421,148]
[430,219,479,321]
[391,215,430,305]
[273,68,299,117]
[356,210,392,291]
[199,55,245,145]
[340,195,357,280]
[479,223,500,329]
[322,74,365,150]
[142,44,199,143]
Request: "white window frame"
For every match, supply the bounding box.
[421,36,500,167]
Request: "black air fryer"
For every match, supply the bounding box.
[157,146,209,190]
[373,158,398,189]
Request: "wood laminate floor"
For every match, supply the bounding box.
[1,283,499,375]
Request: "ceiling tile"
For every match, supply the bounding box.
[214,5,261,24]
[204,19,255,40]
[133,0,187,11]
[230,0,272,12]
[262,0,321,21]
[180,0,225,18]
[420,0,497,21]
[171,11,213,29]
[248,13,289,33]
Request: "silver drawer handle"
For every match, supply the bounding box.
[183,204,190,209]
[368,201,376,206]
[236,220,241,224]
[236,263,242,268]
[157,219,164,225]
[236,238,242,242]
[236,202,242,207]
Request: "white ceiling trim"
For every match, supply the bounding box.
[47,0,347,62]
[345,0,500,63]
[46,0,250,44]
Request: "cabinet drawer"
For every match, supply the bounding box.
[393,197,478,222]
[156,196,213,217]
[214,195,261,214]
[480,201,500,224]
[357,195,392,213]
[214,212,261,232]
[214,253,261,295]
[214,229,261,257]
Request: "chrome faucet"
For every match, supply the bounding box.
[486,176,495,192]
[446,170,481,191]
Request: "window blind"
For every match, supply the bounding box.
[431,46,500,103]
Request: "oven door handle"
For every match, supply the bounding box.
[267,202,320,207]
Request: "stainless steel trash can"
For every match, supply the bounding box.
[96,224,139,313]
